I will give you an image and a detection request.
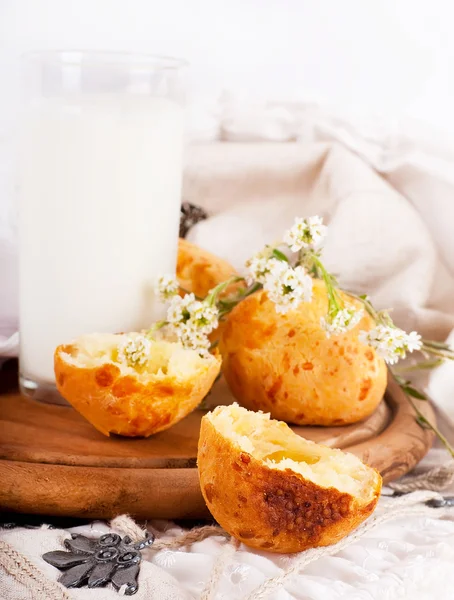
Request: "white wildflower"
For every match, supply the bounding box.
[165,293,218,357]
[263,261,313,314]
[177,325,211,357]
[358,324,422,364]
[188,300,219,334]
[283,215,327,252]
[321,306,364,337]
[156,274,179,301]
[117,334,151,367]
[166,293,218,334]
[405,330,424,352]
[166,293,197,326]
[245,256,270,285]
[244,246,281,284]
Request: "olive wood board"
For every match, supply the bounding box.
[0,367,435,520]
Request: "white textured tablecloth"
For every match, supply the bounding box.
[1,488,454,600]
[1,102,454,599]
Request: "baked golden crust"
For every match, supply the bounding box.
[198,408,381,553]
[177,238,237,298]
[219,279,387,425]
[177,238,238,344]
[52,240,232,438]
[55,339,221,437]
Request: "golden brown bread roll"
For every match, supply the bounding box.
[55,333,221,437]
[219,279,387,425]
[53,240,233,437]
[198,404,382,553]
[177,238,237,298]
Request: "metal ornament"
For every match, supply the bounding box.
[43,532,154,595]
[179,202,208,238]
[426,496,454,508]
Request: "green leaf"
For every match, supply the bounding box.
[416,415,431,429]
[403,385,427,400]
[272,248,289,262]
[393,374,408,387]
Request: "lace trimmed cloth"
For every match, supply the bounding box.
[1,483,454,600]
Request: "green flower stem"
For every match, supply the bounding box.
[145,320,167,339]
[346,291,454,362]
[345,291,393,329]
[423,339,454,350]
[421,346,454,361]
[349,290,453,363]
[205,275,245,307]
[392,359,444,373]
[344,290,380,321]
[422,341,454,360]
[217,282,262,319]
[311,254,342,315]
[391,369,454,459]
[347,286,454,458]
[241,281,262,298]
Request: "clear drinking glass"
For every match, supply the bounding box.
[18,51,187,404]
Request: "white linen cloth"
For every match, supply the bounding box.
[1,102,454,599]
[1,487,454,600]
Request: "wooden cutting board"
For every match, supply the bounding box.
[0,361,435,520]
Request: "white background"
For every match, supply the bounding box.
[1,0,454,132]
[2,1,454,243]
[1,0,454,244]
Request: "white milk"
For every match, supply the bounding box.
[19,94,184,384]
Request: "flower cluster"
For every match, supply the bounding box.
[166,293,219,357]
[244,216,328,314]
[358,325,422,365]
[245,248,277,285]
[283,215,327,252]
[166,293,219,334]
[149,213,453,457]
[117,334,151,368]
[153,215,431,368]
[321,306,364,337]
[156,275,179,301]
[263,261,313,314]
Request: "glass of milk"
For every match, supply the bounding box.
[18,51,187,403]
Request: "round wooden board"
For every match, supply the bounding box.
[0,364,435,520]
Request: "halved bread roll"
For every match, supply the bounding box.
[198,404,382,553]
[55,333,221,437]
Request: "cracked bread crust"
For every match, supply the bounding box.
[198,415,381,553]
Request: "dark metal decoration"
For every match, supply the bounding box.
[180,202,208,238]
[43,532,154,595]
[426,496,454,508]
